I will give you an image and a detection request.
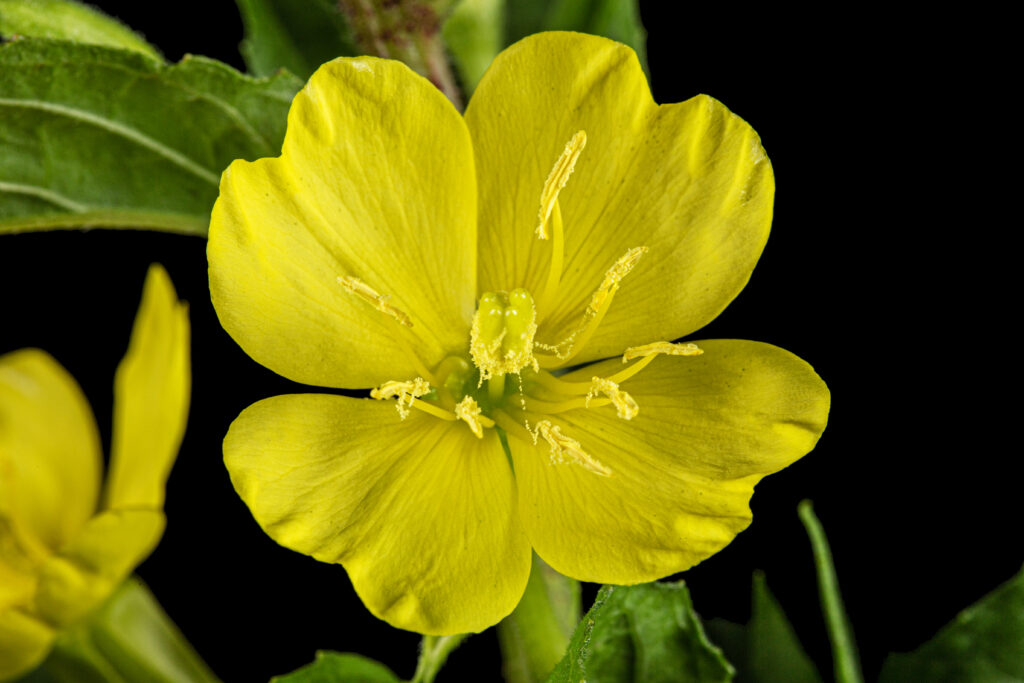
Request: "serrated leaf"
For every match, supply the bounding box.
[0,38,302,236]
[271,651,400,683]
[879,566,1024,683]
[547,582,734,683]
[0,0,160,59]
[234,0,357,81]
[442,0,503,96]
[503,0,647,78]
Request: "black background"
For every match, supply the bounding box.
[1,4,1015,681]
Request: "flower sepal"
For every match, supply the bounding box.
[19,577,219,683]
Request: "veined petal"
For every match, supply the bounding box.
[0,350,101,556]
[209,57,478,389]
[510,340,829,583]
[33,509,165,627]
[0,607,54,681]
[104,264,190,511]
[466,33,773,366]
[224,395,530,634]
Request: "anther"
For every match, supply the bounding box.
[371,377,431,419]
[338,275,412,327]
[537,131,587,239]
[622,341,703,362]
[533,420,612,477]
[587,377,639,420]
[536,246,649,364]
[454,396,486,438]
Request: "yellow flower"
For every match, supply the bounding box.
[208,32,830,635]
[0,265,190,679]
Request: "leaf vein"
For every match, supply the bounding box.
[0,97,220,186]
[0,180,89,212]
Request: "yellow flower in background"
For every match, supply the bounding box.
[209,32,829,635]
[0,265,189,679]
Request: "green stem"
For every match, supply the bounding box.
[337,0,464,110]
[496,554,580,683]
[798,500,863,683]
[25,576,219,683]
[410,634,466,683]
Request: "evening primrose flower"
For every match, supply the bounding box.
[209,32,829,635]
[0,265,189,679]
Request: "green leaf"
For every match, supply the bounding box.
[798,501,863,683]
[271,651,400,683]
[442,0,503,95]
[546,582,734,683]
[503,0,647,78]
[22,577,220,683]
[0,0,160,59]
[747,572,821,683]
[879,566,1024,683]
[704,574,821,683]
[0,38,302,236]
[234,0,357,81]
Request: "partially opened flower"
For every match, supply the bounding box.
[0,265,190,679]
[209,32,829,635]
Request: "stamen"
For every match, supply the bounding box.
[455,396,491,438]
[537,131,587,239]
[622,341,703,362]
[371,377,431,419]
[611,341,704,385]
[587,377,639,420]
[533,420,612,477]
[338,275,412,327]
[536,201,565,316]
[410,400,459,422]
[516,396,611,414]
[536,246,649,366]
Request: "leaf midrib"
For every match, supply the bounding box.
[0,96,220,185]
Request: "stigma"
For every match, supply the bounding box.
[469,288,539,381]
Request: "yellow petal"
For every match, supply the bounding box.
[510,340,829,583]
[0,556,35,613]
[209,57,478,389]
[33,509,165,627]
[104,264,190,510]
[0,350,101,555]
[0,607,54,680]
[466,33,773,366]
[224,395,530,634]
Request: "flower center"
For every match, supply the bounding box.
[352,131,706,477]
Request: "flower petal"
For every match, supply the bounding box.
[33,509,165,626]
[510,340,829,583]
[0,607,54,680]
[466,33,773,365]
[209,57,478,389]
[0,558,34,613]
[0,350,101,555]
[104,264,190,511]
[224,394,530,634]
